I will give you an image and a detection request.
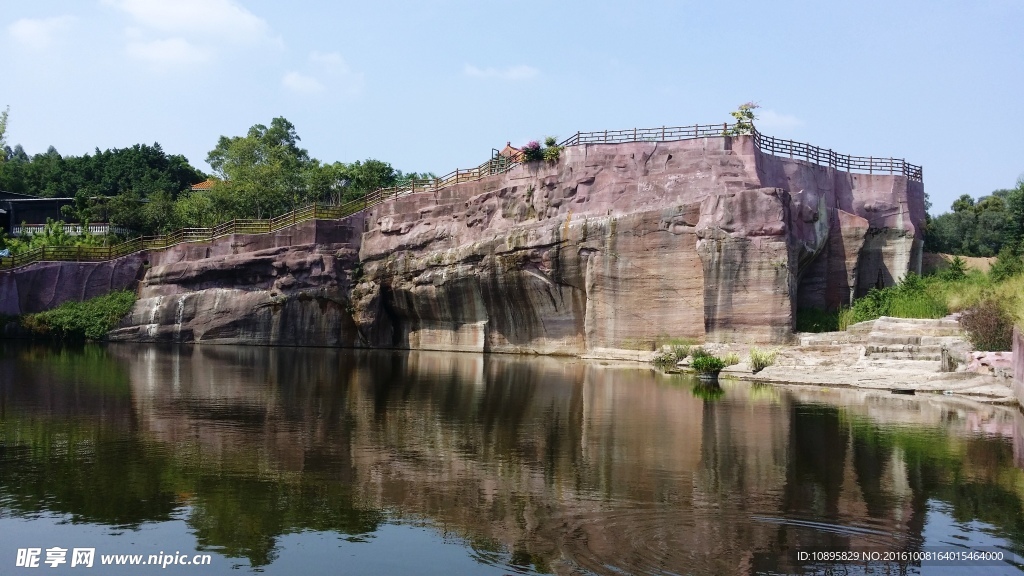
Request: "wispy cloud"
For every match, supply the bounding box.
[282,71,324,94]
[104,0,277,67]
[7,15,75,50]
[463,64,539,80]
[126,37,209,65]
[283,51,363,96]
[757,109,804,131]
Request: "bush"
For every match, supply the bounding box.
[690,347,711,360]
[691,355,726,374]
[722,352,740,366]
[652,343,693,367]
[520,141,543,162]
[21,290,137,341]
[958,298,1015,351]
[938,255,968,282]
[844,273,947,326]
[989,246,1024,283]
[749,347,778,373]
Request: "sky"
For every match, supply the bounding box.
[1,0,1022,214]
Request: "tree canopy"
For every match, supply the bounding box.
[925,181,1024,258]
[1,115,431,239]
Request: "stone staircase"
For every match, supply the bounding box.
[778,316,966,370]
[751,315,1016,403]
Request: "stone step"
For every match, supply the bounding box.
[864,344,942,355]
[856,359,943,371]
[864,351,942,361]
[919,336,966,346]
[799,332,857,346]
[874,315,961,328]
[866,333,922,345]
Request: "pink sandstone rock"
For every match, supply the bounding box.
[3,135,926,353]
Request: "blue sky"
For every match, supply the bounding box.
[2,0,1021,213]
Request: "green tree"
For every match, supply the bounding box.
[206,117,312,219]
[0,105,9,159]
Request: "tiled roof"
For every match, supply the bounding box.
[190,179,215,191]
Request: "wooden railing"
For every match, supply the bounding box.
[750,128,922,181]
[0,122,921,271]
[560,124,923,181]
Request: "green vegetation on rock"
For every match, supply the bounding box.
[691,355,726,374]
[20,290,136,341]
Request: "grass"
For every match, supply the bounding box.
[749,347,778,373]
[795,267,1024,339]
[20,290,137,341]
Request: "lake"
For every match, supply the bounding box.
[1,342,1023,575]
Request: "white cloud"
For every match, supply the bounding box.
[284,51,364,96]
[757,109,804,131]
[127,38,209,65]
[463,64,539,80]
[104,0,277,67]
[7,15,75,50]
[104,0,270,43]
[282,71,324,94]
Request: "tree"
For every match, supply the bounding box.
[206,117,312,219]
[925,189,1019,257]
[0,105,9,160]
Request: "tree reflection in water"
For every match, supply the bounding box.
[1,342,1023,574]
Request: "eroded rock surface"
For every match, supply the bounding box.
[6,135,926,352]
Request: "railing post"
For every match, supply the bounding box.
[662,126,665,140]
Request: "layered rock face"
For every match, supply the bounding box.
[108,219,364,346]
[6,134,925,351]
[352,136,923,350]
[0,255,146,316]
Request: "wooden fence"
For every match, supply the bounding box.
[560,124,923,181]
[0,122,921,271]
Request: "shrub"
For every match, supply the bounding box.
[690,347,711,360]
[542,145,562,163]
[938,255,968,282]
[21,290,137,341]
[989,246,1024,283]
[725,102,759,136]
[958,298,1015,351]
[722,352,740,366]
[844,273,947,326]
[652,343,693,367]
[520,141,543,162]
[749,347,778,373]
[691,355,726,374]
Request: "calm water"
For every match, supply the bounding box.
[2,343,1024,575]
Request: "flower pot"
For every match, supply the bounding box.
[697,372,720,384]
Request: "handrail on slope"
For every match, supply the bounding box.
[0,123,921,270]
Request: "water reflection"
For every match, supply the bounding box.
[1,342,1023,574]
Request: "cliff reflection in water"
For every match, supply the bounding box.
[1,343,1024,574]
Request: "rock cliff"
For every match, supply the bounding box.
[4,134,925,353]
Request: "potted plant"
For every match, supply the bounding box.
[691,354,726,384]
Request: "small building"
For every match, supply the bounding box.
[190,179,216,192]
[498,142,523,162]
[0,191,76,236]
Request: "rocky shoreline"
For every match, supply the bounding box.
[664,316,1018,404]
